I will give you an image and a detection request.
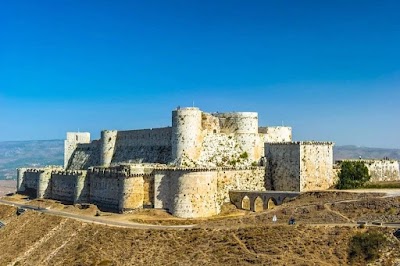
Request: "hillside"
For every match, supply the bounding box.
[1,191,400,265]
[0,140,399,180]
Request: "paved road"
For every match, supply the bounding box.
[0,199,196,230]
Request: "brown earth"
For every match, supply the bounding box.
[0,179,16,197]
[1,191,400,265]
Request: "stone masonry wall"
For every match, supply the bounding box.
[364,160,400,182]
[17,167,62,197]
[300,142,334,191]
[111,128,172,165]
[259,126,292,143]
[265,143,301,191]
[216,168,266,211]
[66,108,293,170]
[50,171,89,203]
[68,140,100,170]
[194,133,257,167]
[64,132,91,168]
[88,170,122,210]
[215,112,258,134]
[153,167,266,218]
[169,170,218,218]
[336,159,400,182]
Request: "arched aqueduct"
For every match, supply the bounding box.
[229,191,300,212]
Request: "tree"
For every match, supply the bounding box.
[336,161,371,189]
[349,231,388,263]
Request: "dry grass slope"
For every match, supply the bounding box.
[1,191,400,265]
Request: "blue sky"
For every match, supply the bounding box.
[0,0,399,148]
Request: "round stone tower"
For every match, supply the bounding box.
[216,112,261,161]
[233,112,258,133]
[171,107,203,164]
[170,170,218,218]
[215,112,258,134]
[100,130,117,167]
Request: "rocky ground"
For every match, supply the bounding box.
[0,190,400,265]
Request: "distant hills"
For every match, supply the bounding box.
[0,140,63,180]
[333,145,400,161]
[0,140,398,180]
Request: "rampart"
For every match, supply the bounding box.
[17,165,266,218]
[336,159,400,182]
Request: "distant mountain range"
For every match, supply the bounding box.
[0,140,63,180]
[333,145,400,161]
[0,140,399,180]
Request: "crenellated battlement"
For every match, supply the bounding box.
[267,141,334,145]
[51,170,86,176]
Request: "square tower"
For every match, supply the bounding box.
[64,132,91,168]
[265,141,334,191]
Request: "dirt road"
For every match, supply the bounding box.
[0,199,195,230]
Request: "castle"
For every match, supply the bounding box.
[17,107,338,218]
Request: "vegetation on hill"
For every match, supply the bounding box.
[349,231,388,263]
[1,190,400,265]
[336,161,371,189]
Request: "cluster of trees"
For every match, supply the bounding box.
[336,161,371,189]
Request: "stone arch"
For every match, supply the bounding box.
[254,196,264,212]
[242,195,250,210]
[267,197,277,209]
[281,197,288,205]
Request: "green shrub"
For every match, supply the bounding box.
[239,152,248,159]
[349,231,387,263]
[336,161,370,189]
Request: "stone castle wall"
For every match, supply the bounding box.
[265,143,301,191]
[336,159,400,182]
[51,171,88,203]
[64,132,91,168]
[68,141,100,170]
[259,126,292,143]
[65,108,293,170]
[266,142,335,192]
[214,112,258,134]
[153,167,266,218]
[18,165,266,218]
[111,128,172,165]
[68,128,172,170]
[364,160,400,182]
[300,142,335,191]
[216,168,266,209]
